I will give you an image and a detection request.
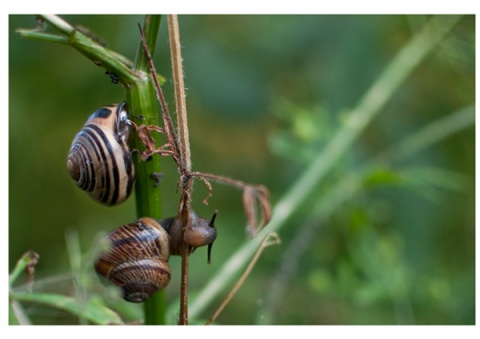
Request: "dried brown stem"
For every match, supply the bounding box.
[168,15,191,172]
[129,121,176,160]
[137,22,180,163]
[191,171,256,190]
[191,171,272,235]
[205,232,281,325]
[168,14,192,326]
[139,17,192,324]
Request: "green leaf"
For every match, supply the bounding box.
[10,292,123,325]
[363,167,405,187]
[402,166,470,193]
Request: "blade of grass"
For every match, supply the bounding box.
[395,105,475,161]
[9,300,31,325]
[10,292,123,325]
[65,228,88,324]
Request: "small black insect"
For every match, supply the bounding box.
[105,71,120,84]
[151,172,164,187]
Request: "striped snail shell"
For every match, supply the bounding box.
[94,210,217,302]
[67,102,135,206]
[94,217,171,303]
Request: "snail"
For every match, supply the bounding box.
[94,210,218,303]
[67,102,135,206]
[160,209,218,262]
[94,217,171,303]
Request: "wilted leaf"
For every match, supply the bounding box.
[243,185,271,236]
[9,250,39,289]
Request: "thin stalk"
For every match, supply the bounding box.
[10,300,31,325]
[64,229,87,325]
[168,14,192,325]
[169,15,191,172]
[15,31,69,44]
[39,14,74,34]
[134,16,161,72]
[17,15,137,85]
[188,15,462,320]
[206,232,281,325]
[395,104,475,161]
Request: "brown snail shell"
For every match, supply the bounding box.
[67,103,134,206]
[94,217,171,303]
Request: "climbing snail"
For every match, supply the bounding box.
[94,210,218,303]
[67,102,135,206]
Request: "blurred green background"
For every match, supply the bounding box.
[9,15,474,325]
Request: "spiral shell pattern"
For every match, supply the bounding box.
[67,103,134,206]
[94,217,171,303]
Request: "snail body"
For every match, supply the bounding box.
[67,103,134,206]
[94,210,218,303]
[160,209,218,262]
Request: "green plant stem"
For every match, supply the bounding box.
[134,15,161,72]
[395,105,475,161]
[15,30,69,44]
[126,15,166,326]
[40,14,74,34]
[188,15,462,320]
[17,15,137,84]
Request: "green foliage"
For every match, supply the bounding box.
[10,292,124,325]
[9,249,124,325]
